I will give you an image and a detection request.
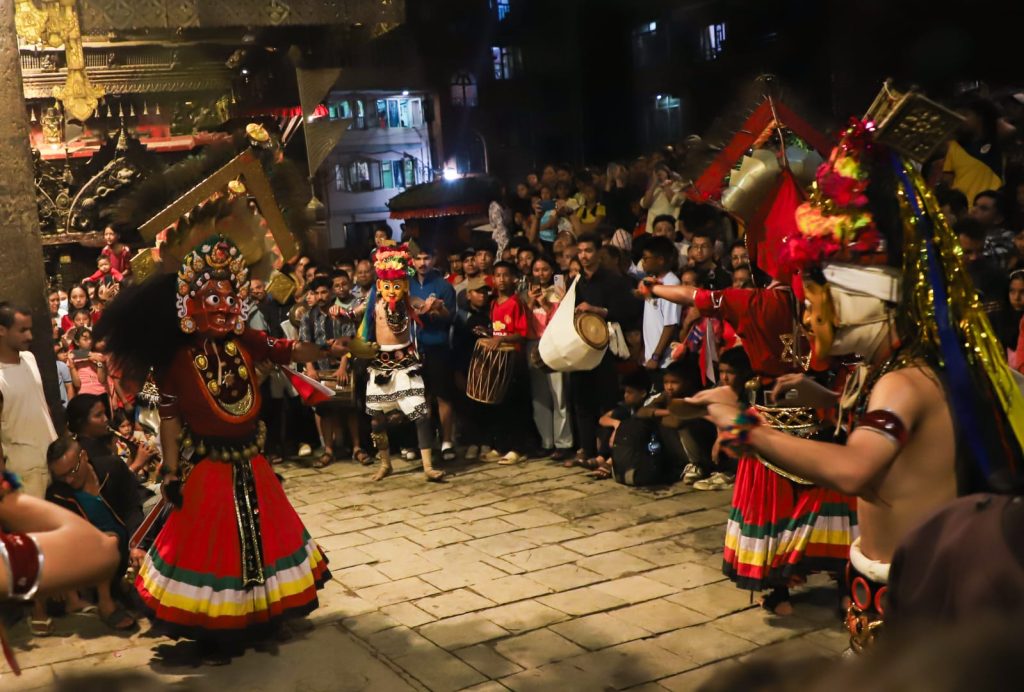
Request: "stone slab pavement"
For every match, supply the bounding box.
[4,454,848,691]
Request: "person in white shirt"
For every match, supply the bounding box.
[0,303,57,498]
[640,237,683,375]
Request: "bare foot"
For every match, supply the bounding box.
[372,464,393,481]
[424,469,446,482]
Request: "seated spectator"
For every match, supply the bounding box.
[651,359,715,485]
[67,393,155,485]
[591,369,652,479]
[45,435,141,632]
[693,347,753,491]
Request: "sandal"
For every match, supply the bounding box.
[353,448,372,466]
[441,448,457,462]
[550,449,570,462]
[588,464,614,480]
[578,457,604,471]
[100,606,137,632]
[69,604,98,616]
[566,450,586,468]
[29,617,55,637]
[313,452,333,469]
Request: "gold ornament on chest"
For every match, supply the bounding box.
[193,339,254,416]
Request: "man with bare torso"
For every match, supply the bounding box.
[687,264,958,649]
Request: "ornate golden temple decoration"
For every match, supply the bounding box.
[16,0,105,122]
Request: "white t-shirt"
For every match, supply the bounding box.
[0,352,58,497]
[642,272,683,367]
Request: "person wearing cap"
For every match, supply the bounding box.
[410,243,459,462]
[452,277,493,461]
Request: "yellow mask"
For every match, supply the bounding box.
[802,279,836,368]
[377,278,408,309]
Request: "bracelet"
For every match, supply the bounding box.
[0,531,43,601]
[719,407,762,459]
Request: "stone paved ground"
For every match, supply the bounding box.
[4,454,848,691]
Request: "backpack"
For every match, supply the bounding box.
[611,417,665,486]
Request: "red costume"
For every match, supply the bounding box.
[693,286,858,592]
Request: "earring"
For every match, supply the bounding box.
[180,317,196,334]
[234,319,245,334]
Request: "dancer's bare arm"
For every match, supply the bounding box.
[0,492,118,595]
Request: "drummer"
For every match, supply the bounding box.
[478,262,534,465]
[571,233,643,467]
[453,278,494,462]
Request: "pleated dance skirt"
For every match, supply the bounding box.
[723,455,858,591]
[136,455,330,640]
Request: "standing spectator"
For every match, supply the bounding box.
[452,278,492,460]
[943,99,1004,207]
[475,239,498,278]
[479,262,531,464]
[455,249,481,309]
[0,302,59,636]
[969,190,1015,268]
[604,162,638,232]
[640,163,684,232]
[300,277,345,468]
[60,285,94,333]
[47,289,61,335]
[374,225,393,248]
[446,249,465,286]
[650,214,688,273]
[67,327,107,396]
[100,226,131,276]
[571,234,643,466]
[515,245,537,295]
[54,341,77,407]
[523,256,572,459]
[572,182,607,236]
[689,229,729,289]
[641,237,683,379]
[411,245,458,461]
[937,187,970,224]
[957,218,1009,330]
[352,259,375,302]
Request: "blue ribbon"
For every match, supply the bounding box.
[892,159,993,479]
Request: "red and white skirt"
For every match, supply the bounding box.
[136,454,329,639]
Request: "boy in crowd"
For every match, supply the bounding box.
[479,262,531,465]
[300,276,348,468]
[452,278,494,461]
[641,236,682,380]
[591,369,652,478]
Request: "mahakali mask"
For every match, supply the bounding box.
[177,237,250,337]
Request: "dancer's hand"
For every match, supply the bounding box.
[478,337,500,350]
[770,374,838,408]
[686,386,742,429]
[326,337,351,358]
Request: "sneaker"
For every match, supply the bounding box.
[464,445,480,461]
[681,463,701,485]
[480,448,504,462]
[497,451,523,465]
[401,448,419,461]
[693,472,735,491]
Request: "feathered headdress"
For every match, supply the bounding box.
[783,84,1024,493]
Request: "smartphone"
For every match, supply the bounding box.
[72,348,90,361]
[540,200,555,213]
[553,274,566,290]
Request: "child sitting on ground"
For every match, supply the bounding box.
[692,346,753,491]
[589,369,652,479]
